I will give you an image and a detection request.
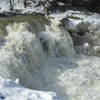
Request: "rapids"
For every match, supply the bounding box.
[0,14,100,100]
[0,15,75,100]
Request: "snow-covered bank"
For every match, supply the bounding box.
[49,10,100,32]
[0,77,58,100]
[0,0,44,15]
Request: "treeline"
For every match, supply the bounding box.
[54,0,100,12]
[9,0,35,11]
[9,0,100,13]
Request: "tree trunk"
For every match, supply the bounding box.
[9,0,14,11]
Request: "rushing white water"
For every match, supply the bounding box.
[0,16,76,100]
[0,13,100,100]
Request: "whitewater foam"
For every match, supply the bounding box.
[0,13,100,100]
[0,16,76,100]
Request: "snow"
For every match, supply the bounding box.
[0,0,56,14]
[49,10,100,32]
[0,77,58,100]
[0,0,45,14]
[49,10,100,25]
[49,10,100,56]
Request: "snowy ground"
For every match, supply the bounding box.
[0,0,44,14]
[0,77,58,100]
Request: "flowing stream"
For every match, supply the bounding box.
[0,15,100,100]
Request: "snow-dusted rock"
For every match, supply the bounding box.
[49,10,100,56]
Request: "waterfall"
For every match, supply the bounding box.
[0,22,46,89]
[0,16,75,92]
[0,14,100,100]
[38,20,75,57]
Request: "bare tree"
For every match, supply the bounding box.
[9,0,14,11]
[24,0,33,8]
[24,0,27,8]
